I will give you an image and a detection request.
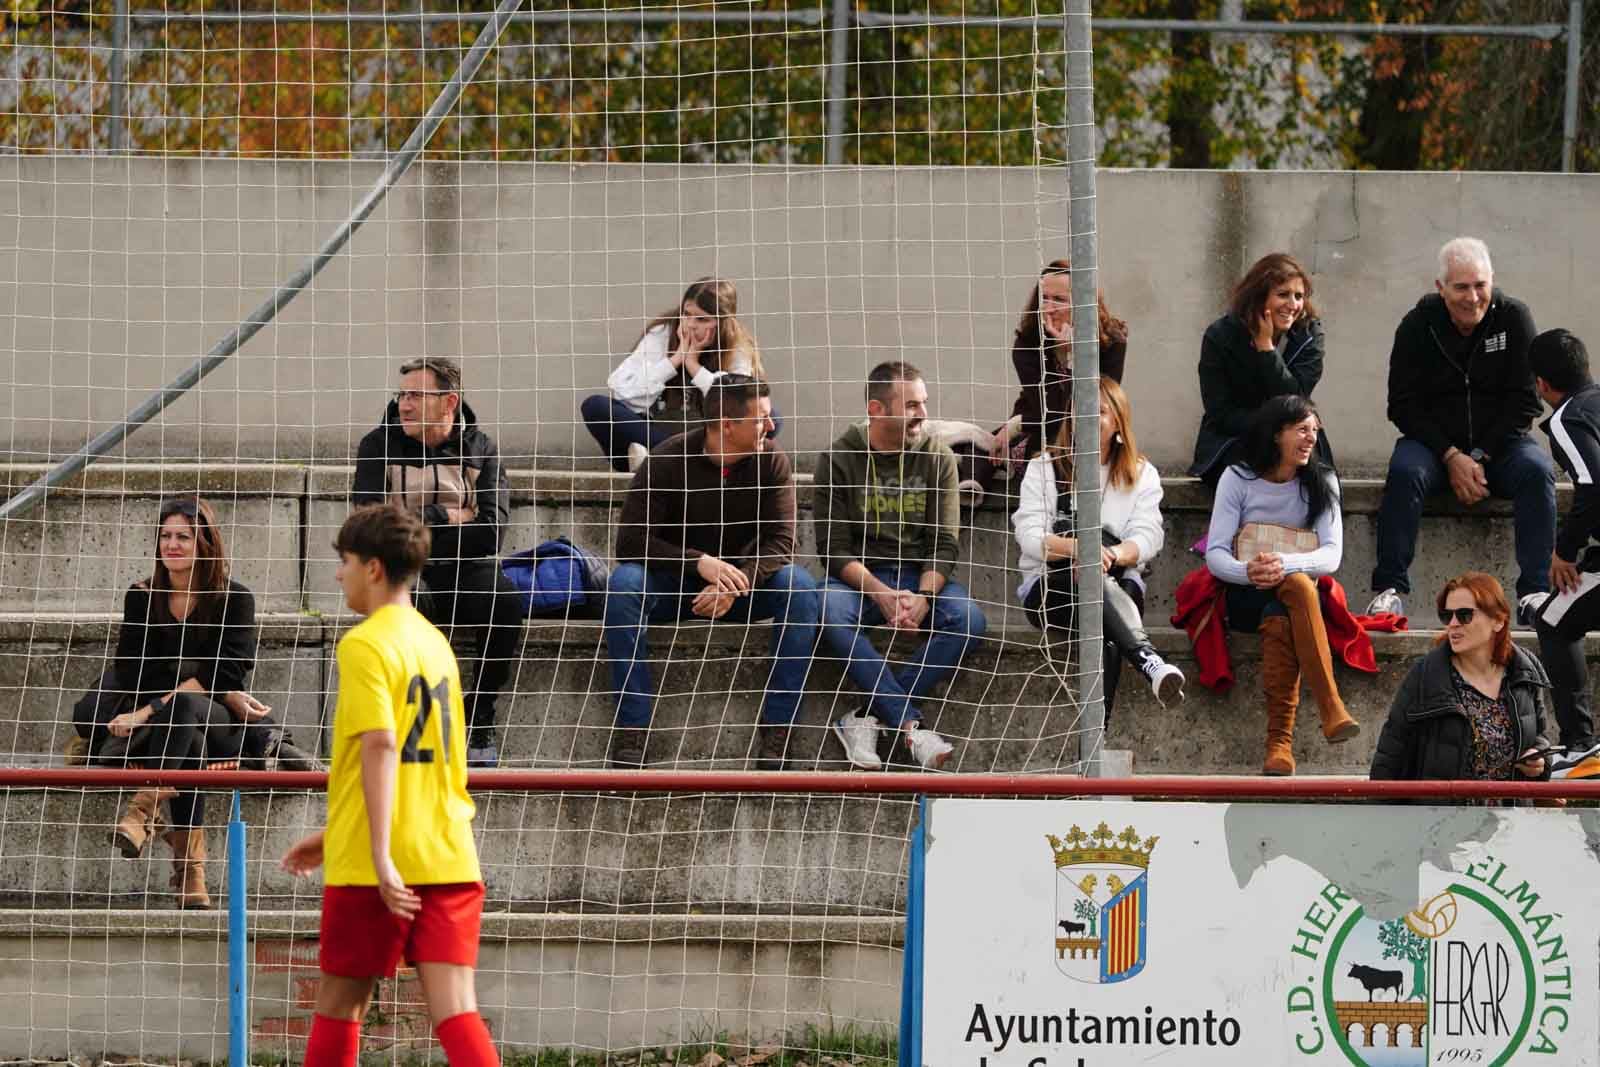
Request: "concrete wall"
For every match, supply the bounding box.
[5,159,1598,474]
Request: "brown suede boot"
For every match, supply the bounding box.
[112,788,176,859]
[1259,615,1301,776]
[1273,573,1362,744]
[165,828,212,909]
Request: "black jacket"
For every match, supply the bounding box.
[1370,644,1552,781]
[1189,312,1327,478]
[1385,289,1539,460]
[1540,382,1600,563]
[1009,325,1127,459]
[352,399,510,563]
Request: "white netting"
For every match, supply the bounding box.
[0,1,1109,1061]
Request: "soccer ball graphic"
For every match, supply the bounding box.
[1404,891,1460,939]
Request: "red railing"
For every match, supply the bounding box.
[4,766,1600,801]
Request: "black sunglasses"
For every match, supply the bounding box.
[159,497,199,520]
[1439,607,1477,626]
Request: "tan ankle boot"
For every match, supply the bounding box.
[112,788,176,859]
[165,828,212,909]
[1260,616,1300,776]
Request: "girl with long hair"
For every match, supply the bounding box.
[1013,377,1185,716]
[1204,395,1360,775]
[71,496,313,907]
[1190,252,1331,486]
[580,277,772,472]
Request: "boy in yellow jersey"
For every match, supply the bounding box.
[281,504,498,1067]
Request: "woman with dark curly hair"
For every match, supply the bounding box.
[1191,252,1332,487]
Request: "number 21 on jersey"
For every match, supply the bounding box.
[401,674,453,764]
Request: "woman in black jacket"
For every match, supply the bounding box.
[981,259,1128,492]
[72,497,312,907]
[1370,572,1552,784]
[1190,253,1331,487]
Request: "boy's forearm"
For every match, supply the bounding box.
[359,731,400,867]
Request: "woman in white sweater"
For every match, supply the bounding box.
[1013,377,1185,715]
[580,277,772,471]
[1204,394,1360,775]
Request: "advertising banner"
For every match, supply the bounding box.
[920,799,1600,1066]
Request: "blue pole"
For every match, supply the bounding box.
[898,796,927,1067]
[228,790,249,1067]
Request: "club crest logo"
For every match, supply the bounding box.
[1047,822,1157,984]
[1283,858,1573,1065]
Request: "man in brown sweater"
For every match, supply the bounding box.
[603,375,820,769]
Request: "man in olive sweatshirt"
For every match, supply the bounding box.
[816,361,988,771]
[603,375,820,770]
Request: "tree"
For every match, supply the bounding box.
[1377,917,1428,1000]
[1073,897,1097,936]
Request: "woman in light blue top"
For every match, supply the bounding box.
[1205,395,1360,775]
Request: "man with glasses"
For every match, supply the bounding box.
[602,375,820,770]
[353,357,521,768]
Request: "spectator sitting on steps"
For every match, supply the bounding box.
[602,374,820,771]
[1368,236,1553,624]
[816,360,988,772]
[73,496,316,910]
[579,277,778,474]
[1526,328,1600,780]
[353,356,522,769]
[1190,252,1331,488]
[1204,396,1361,776]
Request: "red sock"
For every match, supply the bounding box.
[437,1011,499,1067]
[304,1013,360,1067]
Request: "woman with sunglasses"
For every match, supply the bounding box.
[1370,572,1553,784]
[71,496,314,907]
[1013,377,1184,717]
[580,277,775,472]
[1204,394,1360,775]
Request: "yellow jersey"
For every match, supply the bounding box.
[324,604,481,886]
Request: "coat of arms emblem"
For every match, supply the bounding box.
[1047,822,1157,984]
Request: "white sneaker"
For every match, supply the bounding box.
[1517,593,1549,628]
[626,442,650,472]
[1551,740,1600,780]
[1366,588,1404,617]
[905,725,954,770]
[833,712,884,770]
[1144,661,1186,708]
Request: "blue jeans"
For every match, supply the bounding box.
[1373,434,1555,599]
[817,565,988,728]
[603,562,820,728]
[581,394,786,474]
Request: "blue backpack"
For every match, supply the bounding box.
[501,537,609,618]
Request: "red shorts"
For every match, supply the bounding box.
[318,882,485,978]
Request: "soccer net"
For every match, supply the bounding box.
[0,0,1107,1061]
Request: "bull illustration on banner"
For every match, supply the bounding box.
[1047,822,1157,984]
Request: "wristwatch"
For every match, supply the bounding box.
[1469,448,1491,465]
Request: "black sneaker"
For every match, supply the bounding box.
[609,727,648,769]
[466,731,499,769]
[754,725,793,771]
[1517,593,1549,629]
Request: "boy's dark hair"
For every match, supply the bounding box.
[865,360,923,406]
[1529,328,1591,396]
[334,504,432,584]
[398,356,463,393]
[703,373,770,423]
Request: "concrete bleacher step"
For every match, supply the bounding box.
[0,908,903,1059]
[1,787,922,914]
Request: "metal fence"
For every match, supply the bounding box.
[87,0,1587,170]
